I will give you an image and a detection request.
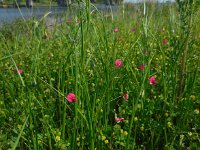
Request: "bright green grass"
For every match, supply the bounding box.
[0,2,199,150]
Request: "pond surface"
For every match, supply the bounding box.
[0,6,67,24]
[0,4,119,24]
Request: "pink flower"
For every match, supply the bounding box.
[17,69,23,74]
[66,93,77,103]
[115,117,124,123]
[162,39,167,45]
[13,67,23,74]
[132,28,136,32]
[138,64,145,71]
[115,59,122,68]
[123,93,128,101]
[149,76,157,85]
[113,28,118,33]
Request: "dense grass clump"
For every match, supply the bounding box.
[0,2,199,150]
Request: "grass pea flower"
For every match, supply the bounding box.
[17,69,23,74]
[113,28,118,33]
[138,64,145,71]
[13,67,23,74]
[123,93,129,101]
[115,59,122,68]
[66,93,77,103]
[115,117,124,123]
[132,28,136,32]
[162,38,167,45]
[149,76,157,85]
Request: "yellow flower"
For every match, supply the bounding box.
[58,132,61,136]
[104,140,109,144]
[188,132,192,136]
[17,124,22,130]
[102,135,106,141]
[165,113,169,117]
[167,122,172,128]
[122,109,125,114]
[190,95,196,101]
[60,144,67,150]
[134,117,138,122]
[194,109,199,115]
[120,129,124,134]
[124,120,129,124]
[123,131,128,136]
[56,135,60,142]
[38,140,42,144]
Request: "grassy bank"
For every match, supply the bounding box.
[0,1,199,150]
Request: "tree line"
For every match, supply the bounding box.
[0,0,121,7]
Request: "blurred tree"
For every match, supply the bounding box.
[26,0,33,7]
[104,0,114,5]
[57,0,67,6]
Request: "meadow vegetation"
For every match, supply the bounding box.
[0,1,199,149]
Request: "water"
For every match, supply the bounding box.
[0,6,67,24]
[0,0,176,24]
[0,4,119,25]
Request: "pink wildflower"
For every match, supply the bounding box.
[115,117,124,123]
[115,59,122,68]
[138,64,145,71]
[17,69,23,74]
[123,93,129,101]
[13,67,23,74]
[66,93,77,103]
[132,28,136,32]
[162,39,167,45]
[149,76,157,85]
[113,28,118,33]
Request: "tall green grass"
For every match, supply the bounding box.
[0,1,199,150]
